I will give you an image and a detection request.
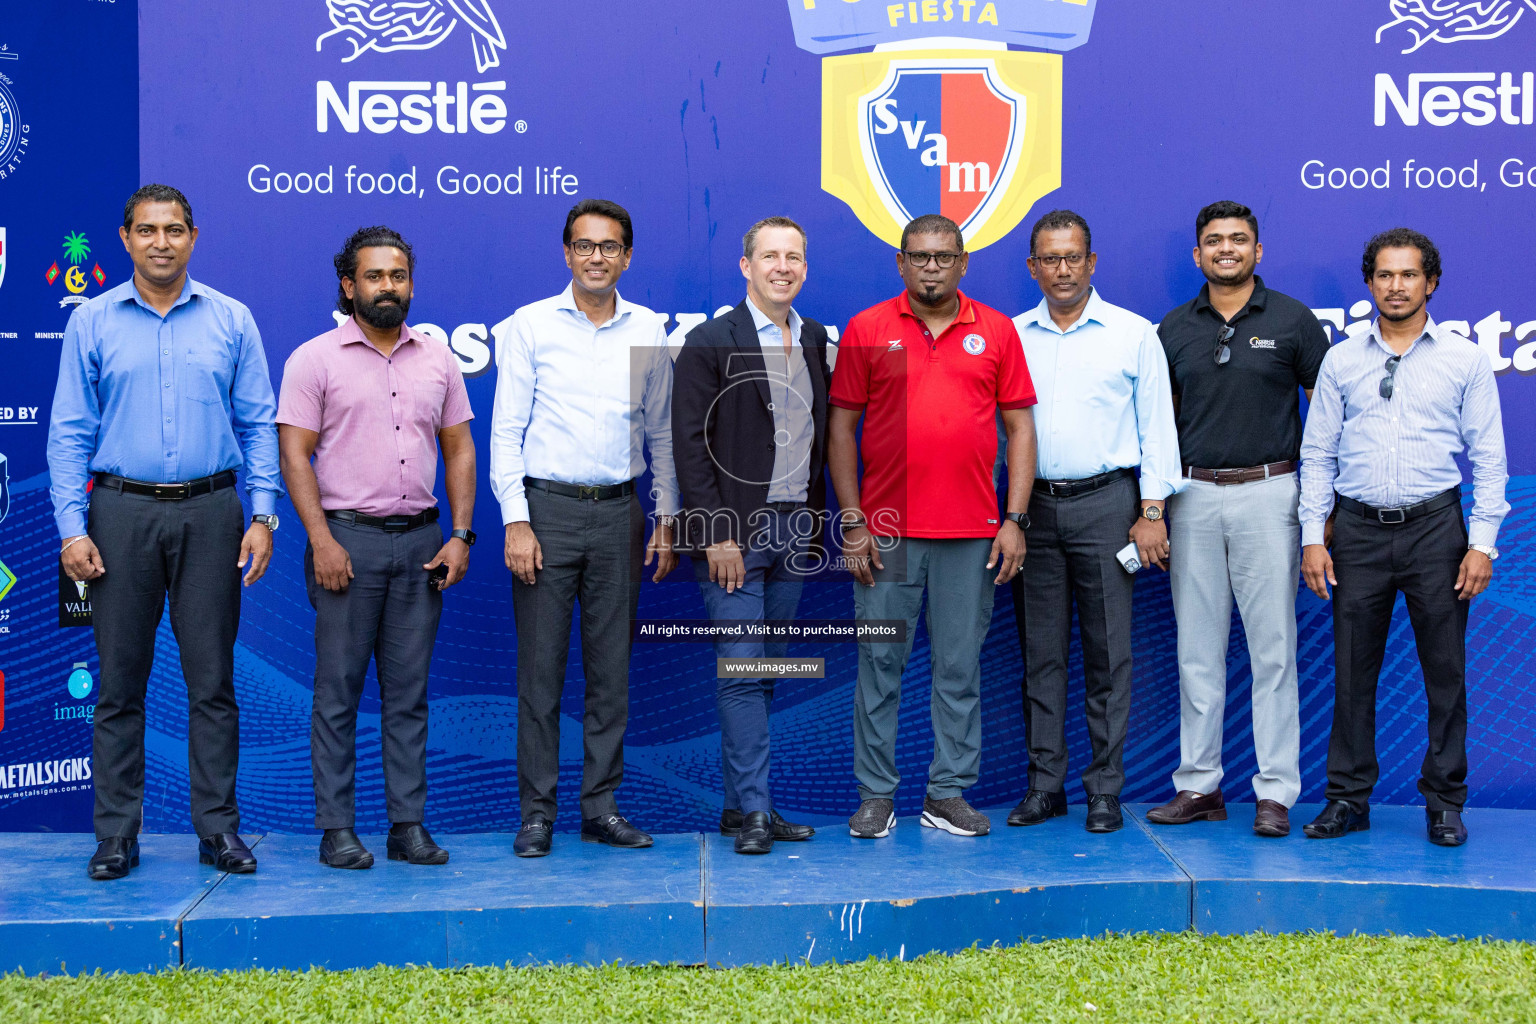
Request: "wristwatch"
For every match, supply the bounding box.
[1005,512,1031,529]
[1141,505,1163,522]
[251,514,279,532]
[450,528,477,547]
[1469,543,1499,560]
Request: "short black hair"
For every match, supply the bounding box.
[1362,227,1441,288]
[899,214,963,252]
[1195,201,1258,242]
[333,225,415,316]
[742,216,807,259]
[1029,209,1091,254]
[123,184,194,232]
[564,198,633,249]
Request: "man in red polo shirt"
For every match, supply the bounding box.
[829,214,1037,839]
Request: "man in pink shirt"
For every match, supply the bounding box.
[278,226,477,870]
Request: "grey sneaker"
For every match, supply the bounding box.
[921,795,991,836]
[848,798,896,839]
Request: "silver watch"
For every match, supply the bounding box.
[251,514,280,533]
[1469,543,1498,561]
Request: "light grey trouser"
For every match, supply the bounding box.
[852,537,994,802]
[1167,474,1302,806]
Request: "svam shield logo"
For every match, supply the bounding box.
[822,50,1062,252]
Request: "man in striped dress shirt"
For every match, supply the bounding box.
[1299,228,1508,847]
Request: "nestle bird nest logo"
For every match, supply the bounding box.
[1377,0,1536,53]
[791,0,1097,252]
[317,0,508,72]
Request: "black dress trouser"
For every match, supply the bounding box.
[88,484,245,840]
[1326,500,1470,812]
[512,488,645,823]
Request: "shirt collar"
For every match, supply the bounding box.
[1368,313,1438,354]
[745,296,802,339]
[336,313,423,351]
[1020,287,1107,335]
[897,289,976,327]
[555,281,632,327]
[116,274,204,313]
[1192,275,1270,317]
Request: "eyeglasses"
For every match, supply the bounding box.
[1214,324,1235,366]
[1030,253,1087,269]
[901,250,962,268]
[569,239,626,258]
[1380,355,1402,400]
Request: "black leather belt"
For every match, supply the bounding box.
[1033,467,1135,498]
[325,507,439,531]
[95,470,237,500]
[765,501,806,513]
[1335,487,1460,525]
[525,476,635,501]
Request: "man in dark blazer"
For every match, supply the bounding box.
[673,216,830,855]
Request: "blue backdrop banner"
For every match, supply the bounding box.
[1,0,1533,834]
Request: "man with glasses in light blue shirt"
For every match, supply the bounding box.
[1300,228,1507,848]
[490,198,679,858]
[1006,209,1182,835]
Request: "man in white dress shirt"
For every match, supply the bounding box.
[490,199,679,857]
[1006,209,1182,835]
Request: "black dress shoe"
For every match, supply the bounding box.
[1085,794,1123,833]
[514,816,553,858]
[1302,799,1370,839]
[1007,789,1068,826]
[719,808,816,841]
[387,823,450,865]
[87,836,139,880]
[1427,809,1468,847]
[734,811,774,855]
[199,832,258,874]
[319,827,374,869]
[580,813,653,848]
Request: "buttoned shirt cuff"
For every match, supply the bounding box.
[250,489,278,518]
[1301,522,1327,547]
[651,488,681,518]
[56,513,88,542]
[501,495,531,525]
[1138,477,1177,502]
[1468,523,1500,549]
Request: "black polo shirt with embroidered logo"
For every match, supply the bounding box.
[1157,276,1330,470]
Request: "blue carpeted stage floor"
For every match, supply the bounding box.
[3,804,1533,974]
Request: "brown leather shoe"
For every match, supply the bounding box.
[1253,799,1291,837]
[1145,789,1227,825]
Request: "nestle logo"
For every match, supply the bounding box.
[1374,72,1534,126]
[1250,337,1276,350]
[316,80,508,134]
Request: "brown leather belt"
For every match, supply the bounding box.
[1183,461,1296,485]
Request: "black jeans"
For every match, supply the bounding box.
[1326,502,1470,812]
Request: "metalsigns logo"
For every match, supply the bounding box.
[45,231,107,309]
[791,1,1094,250]
[1378,1,1536,53]
[317,0,507,72]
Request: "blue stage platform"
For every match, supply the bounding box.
[4,804,1534,975]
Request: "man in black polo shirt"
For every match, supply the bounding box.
[1148,201,1329,838]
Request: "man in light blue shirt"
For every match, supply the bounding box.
[1299,228,1507,848]
[49,184,281,880]
[1006,209,1182,835]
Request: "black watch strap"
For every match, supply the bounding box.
[1006,512,1031,529]
[450,528,476,547]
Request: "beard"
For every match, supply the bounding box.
[1203,261,1254,287]
[1378,299,1423,323]
[356,291,410,330]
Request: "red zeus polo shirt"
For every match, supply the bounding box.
[830,291,1035,538]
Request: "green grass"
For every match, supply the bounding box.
[4,933,1533,1023]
